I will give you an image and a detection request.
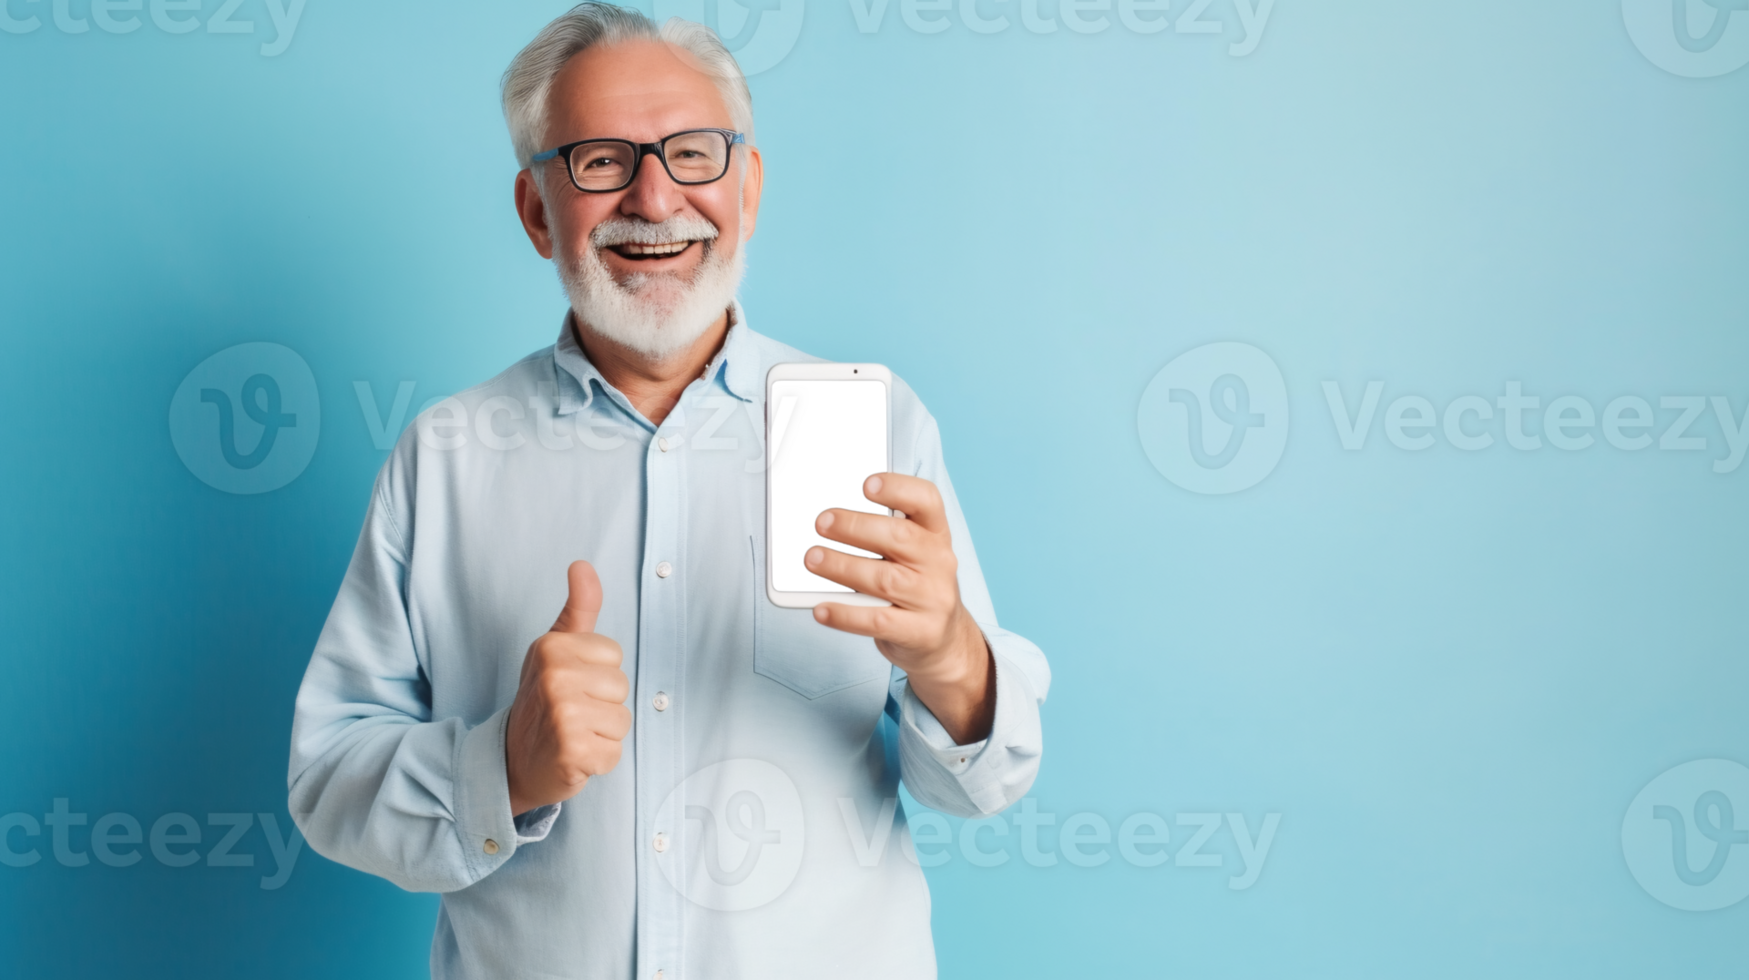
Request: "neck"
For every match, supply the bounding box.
[573,309,731,426]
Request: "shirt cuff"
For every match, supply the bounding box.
[513,803,561,843]
[895,645,1040,816]
[902,680,990,760]
[454,705,522,871]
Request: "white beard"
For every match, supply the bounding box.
[556,211,746,362]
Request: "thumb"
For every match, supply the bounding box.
[551,560,602,634]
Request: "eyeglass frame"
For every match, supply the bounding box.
[530,129,747,194]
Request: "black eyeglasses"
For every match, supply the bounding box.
[530,129,746,193]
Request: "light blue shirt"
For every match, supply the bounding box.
[288,307,1049,979]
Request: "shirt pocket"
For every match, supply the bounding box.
[750,536,891,699]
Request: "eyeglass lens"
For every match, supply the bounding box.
[567,132,731,191]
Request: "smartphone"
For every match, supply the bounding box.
[765,362,893,609]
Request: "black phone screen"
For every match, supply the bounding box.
[769,379,888,595]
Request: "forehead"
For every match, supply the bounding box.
[545,39,733,144]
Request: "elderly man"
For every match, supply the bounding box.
[288,4,1049,977]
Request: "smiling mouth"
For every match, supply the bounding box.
[608,241,695,260]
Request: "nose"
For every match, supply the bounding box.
[616,147,686,224]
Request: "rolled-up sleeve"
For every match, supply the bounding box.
[286,452,532,893]
[893,414,1050,818]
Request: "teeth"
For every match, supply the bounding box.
[616,241,690,256]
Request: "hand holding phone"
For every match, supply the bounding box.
[806,470,998,744]
[764,363,996,744]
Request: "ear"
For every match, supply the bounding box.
[738,145,764,244]
[515,168,556,260]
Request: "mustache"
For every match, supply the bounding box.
[589,214,720,248]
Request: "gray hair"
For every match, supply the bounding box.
[501,3,755,170]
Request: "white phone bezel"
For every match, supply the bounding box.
[764,361,894,609]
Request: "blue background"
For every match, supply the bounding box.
[2,0,1746,975]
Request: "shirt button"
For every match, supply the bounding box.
[483,839,499,855]
[653,833,668,853]
[655,561,673,579]
[653,692,670,711]
[657,436,670,452]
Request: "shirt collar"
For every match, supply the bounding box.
[713,301,761,403]
[551,301,760,419]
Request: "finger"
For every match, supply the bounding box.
[805,546,925,606]
[815,509,932,565]
[535,632,622,670]
[530,653,623,717]
[591,701,633,742]
[862,473,949,534]
[812,600,929,645]
[552,560,603,634]
[560,731,623,783]
[580,735,624,778]
[572,663,630,705]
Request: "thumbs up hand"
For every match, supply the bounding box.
[505,561,632,816]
